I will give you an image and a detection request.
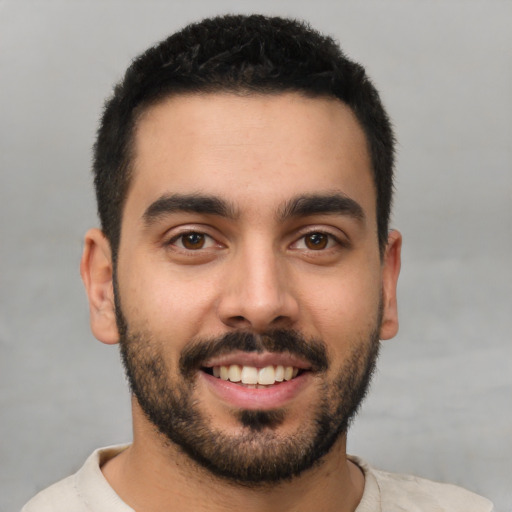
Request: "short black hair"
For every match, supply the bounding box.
[93,14,395,257]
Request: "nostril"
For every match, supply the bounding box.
[268,315,295,330]
[224,315,251,328]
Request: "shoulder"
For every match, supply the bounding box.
[21,445,131,512]
[374,468,494,512]
[21,474,85,512]
[351,456,494,512]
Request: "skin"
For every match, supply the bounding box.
[80,92,402,512]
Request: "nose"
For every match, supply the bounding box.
[217,244,299,332]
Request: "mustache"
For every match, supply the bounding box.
[179,329,329,377]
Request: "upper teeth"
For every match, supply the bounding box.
[212,365,299,385]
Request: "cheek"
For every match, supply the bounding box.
[118,259,221,344]
[297,264,382,341]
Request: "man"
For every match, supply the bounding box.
[23,14,493,512]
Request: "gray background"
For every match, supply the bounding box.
[1,0,511,511]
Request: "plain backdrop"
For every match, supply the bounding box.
[1,1,511,511]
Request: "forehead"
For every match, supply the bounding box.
[126,92,375,222]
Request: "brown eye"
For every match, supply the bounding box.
[304,232,329,250]
[180,233,206,250]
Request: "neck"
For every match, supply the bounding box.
[102,400,364,512]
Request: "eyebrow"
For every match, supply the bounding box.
[142,191,365,227]
[278,193,365,222]
[142,193,238,226]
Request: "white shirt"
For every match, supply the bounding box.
[22,445,494,512]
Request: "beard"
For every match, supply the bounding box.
[116,300,381,486]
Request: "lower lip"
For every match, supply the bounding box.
[201,371,311,410]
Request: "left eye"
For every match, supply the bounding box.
[171,232,216,250]
[294,232,337,250]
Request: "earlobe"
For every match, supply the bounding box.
[379,229,402,340]
[80,228,119,345]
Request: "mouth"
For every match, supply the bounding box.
[197,351,314,410]
[202,364,304,388]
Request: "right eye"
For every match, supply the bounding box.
[169,232,216,251]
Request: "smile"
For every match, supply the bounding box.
[206,364,301,387]
[199,351,314,408]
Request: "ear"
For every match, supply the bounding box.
[379,229,402,340]
[80,228,119,344]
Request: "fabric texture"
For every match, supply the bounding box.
[22,446,494,512]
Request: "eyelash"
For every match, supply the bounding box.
[167,231,219,251]
[291,231,346,251]
[166,229,347,253]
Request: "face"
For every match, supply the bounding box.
[83,92,401,484]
